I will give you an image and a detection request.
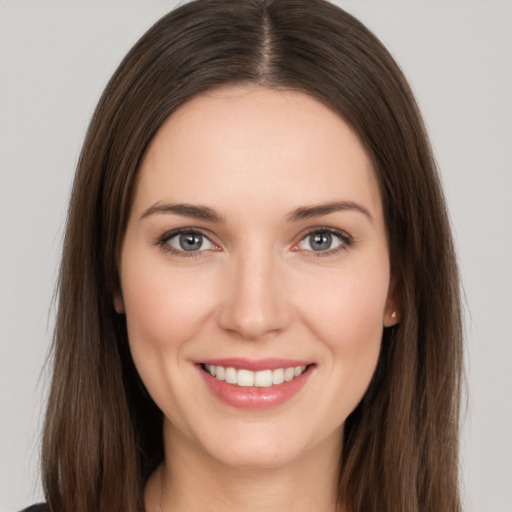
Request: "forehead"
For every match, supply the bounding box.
[134,85,382,221]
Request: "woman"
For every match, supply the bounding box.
[25,0,463,510]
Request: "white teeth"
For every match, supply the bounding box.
[272,368,285,385]
[225,367,237,384]
[294,366,305,377]
[205,364,308,387]
[284,367,295,381]
[254,369,273,387]
[216,366,225,381]
[237,369,254,387]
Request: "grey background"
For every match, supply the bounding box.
[1,1,511,510]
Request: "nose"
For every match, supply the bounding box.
[217,247,292,340]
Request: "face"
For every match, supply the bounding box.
[116,86,398,469]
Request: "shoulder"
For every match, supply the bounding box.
[18,505,48,512]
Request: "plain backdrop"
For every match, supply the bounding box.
[1,1,511,511]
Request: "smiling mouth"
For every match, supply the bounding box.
[201,364,309,387]
[198,360,314,409]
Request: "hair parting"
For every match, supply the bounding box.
[42,2,462,511]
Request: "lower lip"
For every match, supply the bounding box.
[198,365,313,410]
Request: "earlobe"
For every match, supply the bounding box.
[384,278,401,327]
[113,293,125,314]
[385,309,400,327]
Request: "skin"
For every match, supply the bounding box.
[115,85,399,512]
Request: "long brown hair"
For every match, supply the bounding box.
[42,1,463,511]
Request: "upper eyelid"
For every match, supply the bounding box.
[156,226,352,250]
[158,227,217,243]
[294,229,353,260]
[296,226,352,242]
[157,228,219,257]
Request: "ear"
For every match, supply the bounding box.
[383,276,401,327]
[113,292,125,314]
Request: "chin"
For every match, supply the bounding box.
[197,422,325,470]
[210,441,302,470]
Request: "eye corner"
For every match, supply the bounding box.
[155,228,221,258]
[289,241,301,253]
[294,227,353,256]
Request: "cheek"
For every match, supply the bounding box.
[119,256,220,406]
[119,258,221,431]
[299,263,390,347]
[121,261,215,350]
[296,260,389,408]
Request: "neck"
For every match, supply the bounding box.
[145,422,344,512]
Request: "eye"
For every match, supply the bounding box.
[164,231,215,253]
[297,229,349,253]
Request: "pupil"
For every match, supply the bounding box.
[310,233,331,251]
[180,233,202,251]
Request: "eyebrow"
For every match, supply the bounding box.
[286,201,373,223]
[140,203,225,223]
[140,200,372,224]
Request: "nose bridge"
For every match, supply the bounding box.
[218,241,291,339]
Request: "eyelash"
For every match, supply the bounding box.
[156,228,218,259]
[156,227,353,258]
[294,227,353,257]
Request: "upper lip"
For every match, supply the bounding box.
[197,358,313,371]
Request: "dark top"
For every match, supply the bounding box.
[19,505,48,512]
